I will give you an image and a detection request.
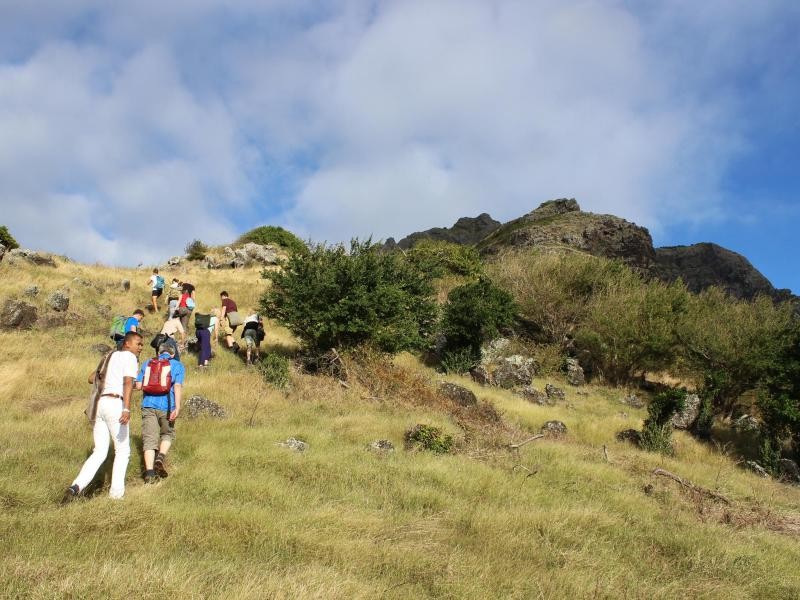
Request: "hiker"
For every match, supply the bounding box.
[63,331,144,502]
[136,342,185,483]
[241,314,265,365]
[176,284,195,333]
[166,278,182,318]
[158,314,186,360]
[111,310,144,348]
[219,291,241,353]
[146,268,165,313]
[196,321,212,368]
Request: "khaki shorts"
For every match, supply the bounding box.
[142,407,176,451]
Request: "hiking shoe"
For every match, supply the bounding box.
[143,470,157,484]
[153,456,168,479]
[61,484,79,505]
[231,342,240,353]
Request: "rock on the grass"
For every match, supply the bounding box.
[121,279,131,292]
[91,343,113,355]
[438,382,478,407]
[47,290,70,312]
[734,414,760,433]
[671,393,701,429]
[541,420,568,437]
[621,394,645,409]
[778,459,800,484]
[616,429,641,445]
[565,358,585,386]
[23,285,39,297]
[0,299,38,330]
[278,437,308,452]
[167,256,183,266]
[493,355,537,389]
[545,383,566,401]
[185,395,227,419]
[8,248,56,267]
[367,440,395,452]
[520,385,550,405]
[745,461,769,478]
[469,364,493,386]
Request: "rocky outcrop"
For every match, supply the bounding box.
[386,213,501,250]
[47,290,70,312]
[0,299,38,330]
[0,243,5,263]
[565,358,585,386]
[185,395,227,418]
[671,393,701,430]
[6,249,57,267]
[438,382,478,407]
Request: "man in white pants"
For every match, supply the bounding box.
[63,332,143,502]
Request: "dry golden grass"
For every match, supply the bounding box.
[1,256,799,598]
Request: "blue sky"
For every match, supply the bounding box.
[0,0,797,293]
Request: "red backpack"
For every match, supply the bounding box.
[142,358,173,395]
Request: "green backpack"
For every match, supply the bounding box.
[109,315,126,339]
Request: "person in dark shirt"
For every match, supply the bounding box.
[220,291,240,353]
[241,315,265,365]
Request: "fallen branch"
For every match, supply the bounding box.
[337,379,350,389]
[512,464,539,477]
[509,434,545,450]
[652,468,731,505]
[603,445,609,462]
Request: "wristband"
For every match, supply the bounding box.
[122,408,130,413]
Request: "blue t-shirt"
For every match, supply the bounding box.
[124,317,139,333]
[136,353,186,412]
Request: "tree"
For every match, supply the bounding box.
[0,225,19,250]
[237,225,307,256]
[185,239,208,261]
[261,239,437,352]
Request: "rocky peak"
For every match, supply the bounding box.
[525,198,581,221]
[390,213,501,249]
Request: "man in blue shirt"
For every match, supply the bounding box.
[135,342,185,482]
[124,310,144,333]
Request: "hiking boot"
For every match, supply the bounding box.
[153,455,168,479]
[61,484,79,505]
[143,470,157,484]
[231,342,240,354]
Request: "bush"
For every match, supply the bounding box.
[185,239,209,261]
[258,352,291,389]
[406,239,483,278]
[439,347,477,374]
[404,424,454,454]
[441,277,517,355]
[639,389,686,455]
[238,225,307,256]
[261,239,437,352]
[0,225,19,250]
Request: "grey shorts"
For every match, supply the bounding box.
[142,407,176,451]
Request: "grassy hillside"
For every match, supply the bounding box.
[1,257,799,599]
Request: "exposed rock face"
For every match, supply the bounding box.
[0,299,38,330]
[565,358,585,386]
[47,290,70,312]
[655,243,791,301]
[438,382,478,407]
[672,393,701,430]
[389,213,502,249]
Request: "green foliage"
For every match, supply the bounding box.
[261,239,437,353]
[439,347,478,375]
[185,239,209,261]
[0,225,19,249]
[258,352,291,389]
[639,389,686,455]
[441,277,517,355]
[238,225,307,256]
[404,424,454,454]
[406,239,483,278]
[759,436,783,475]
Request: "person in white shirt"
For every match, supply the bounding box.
[63,332,144,502]
[159,316,186,360]
[145,268,164,313]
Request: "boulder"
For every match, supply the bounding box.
[565,358,585,386]
[367,440,395,453]
[167,256,183,266]
[616,429,642,445]
[621,394,645,409]
[671,393,701,429]
[121,279,131,292]
[204,256,221,270]
[0,299,38,330]
[778,459,800,484]
[545,383,566,401]
[438,382,478,407]
[480,337,510,363]
[8,248,56,267]
[469,364,493,386]
[278,437,308,452]
[0,243,5,263]
[541,420,568,437]
[235,243,279,266]
[520,386,550,405]
[734,414,760,433]
[493,355,537,389]
[745,461,769,478]
[47,290,70,312]
[23,285,39,297]
[185,395,227,418]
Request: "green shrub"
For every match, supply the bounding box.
[238,225,308,256]
[406,239,483,278]
[639,389,686,455]
[185,239,209,261]
[404,424,454,454]
[261,239,437,353]
[258,352,291,389]
[0,225,19,250]
[441,277,517,355]
[439,347,477,374]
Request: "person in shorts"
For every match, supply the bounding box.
[166,278,182,319]
[219,291,240,353]
[146,268,164,313]
[241,314,265,365]
[136,342,185,483]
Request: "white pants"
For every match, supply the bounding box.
[72,396,130,499]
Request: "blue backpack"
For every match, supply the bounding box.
[155,275,165,290]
